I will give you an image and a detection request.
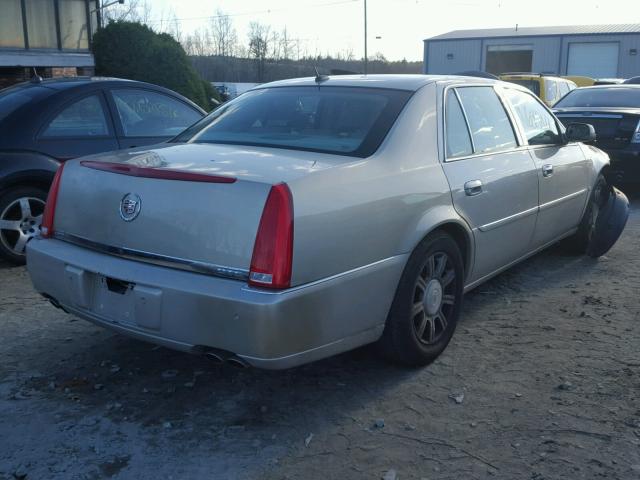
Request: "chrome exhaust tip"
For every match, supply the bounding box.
[226,356,250,368]
[205,352,225,364]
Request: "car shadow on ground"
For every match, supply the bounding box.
[11,222,626,449]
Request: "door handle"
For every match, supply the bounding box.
[542,164,554,177]
[464,179,483,196]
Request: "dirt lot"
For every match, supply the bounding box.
[1,197,639,480]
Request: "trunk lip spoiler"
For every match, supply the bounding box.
[80,161,237,184]
[52,231,249,282]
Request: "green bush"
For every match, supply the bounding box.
[93,22,219,111]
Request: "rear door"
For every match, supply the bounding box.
[106,88,204,149]
[440,85,539,284]
[502,87,590,247]
[37,92,119,160]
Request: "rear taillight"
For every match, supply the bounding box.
[632,119,640,143]
[248,183,294,289]
[40,162,65,238]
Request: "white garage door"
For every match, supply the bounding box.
[567,42,619,78]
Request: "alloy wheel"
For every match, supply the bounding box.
[411,251,457,345]
[0,197,46,257]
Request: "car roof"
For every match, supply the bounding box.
[4,76,155,92]
[499,73,568,81]
[256,74,497,92]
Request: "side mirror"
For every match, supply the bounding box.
[565,122,596,143]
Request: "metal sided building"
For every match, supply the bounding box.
[423,24,640,79]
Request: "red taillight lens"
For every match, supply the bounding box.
[249,183,294,289]
[40,162,65,238]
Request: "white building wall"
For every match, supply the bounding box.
[425,33,640,78]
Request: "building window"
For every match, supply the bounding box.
[0,0,93,51]
[58,0,89,50]
[25,0,59,49]
[0,0,26,48]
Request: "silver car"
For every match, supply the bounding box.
[26,75,628,369]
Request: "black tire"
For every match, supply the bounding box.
[377,231,465,367]
[563,174,609,255]
[0,186,48,265]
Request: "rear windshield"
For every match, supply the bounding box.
[172,86,412,157]
[505,79,541,96]
[554,87,640,108]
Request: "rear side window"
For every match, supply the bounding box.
[445,91,473,158]
[41,95,109,137]
[504,88,561,145]
[174,86,412,157]
[455,87,517,154]
[111,89,202,137]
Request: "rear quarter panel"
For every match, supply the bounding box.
[0,151,60,191]
[288,83,471,286]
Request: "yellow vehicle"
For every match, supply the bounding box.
[563,76,595,87]
[499,73,577,107]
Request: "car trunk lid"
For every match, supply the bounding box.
[554,107,640,148]
[52,143,345,277]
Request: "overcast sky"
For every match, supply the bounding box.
[139,0,637,60]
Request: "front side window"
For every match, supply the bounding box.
[445,91,473,159]
[112,89,202,137]
[504,88,561,145]
[455,87,517,154]
[41,95,109,137]
[173,86,412,157]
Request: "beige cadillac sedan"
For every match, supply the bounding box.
[26,75,628,369]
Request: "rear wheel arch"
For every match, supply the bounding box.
[431,222,472,277]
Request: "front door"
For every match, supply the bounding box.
[502,87,590,247]
[441,86,540,285]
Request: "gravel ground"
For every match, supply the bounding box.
[1,195,639,480]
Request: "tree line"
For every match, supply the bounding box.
[101,1,422,84]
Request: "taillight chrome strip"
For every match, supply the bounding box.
[53,231,249,281]
[80,161,237,183]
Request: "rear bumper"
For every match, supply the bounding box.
[26,238,406,369]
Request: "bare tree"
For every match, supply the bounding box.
[102,0,149,24]
[248,22,270,81]
[209,9,237,57]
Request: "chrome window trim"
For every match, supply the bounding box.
[53,231,250,281]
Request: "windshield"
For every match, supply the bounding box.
[554,87,640,108]
[505,79,540,96]
[172,86,412,157]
